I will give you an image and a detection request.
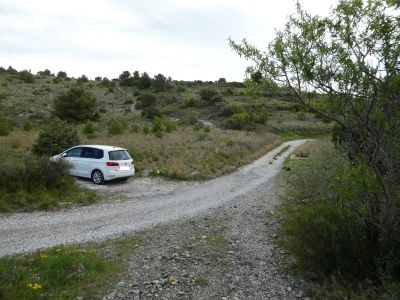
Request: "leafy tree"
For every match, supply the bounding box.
[77,74,89,83]
[7,66,18,74]
[54,85,98,122]
[119,71,132,86]
[32,119,80,156]
[138,72,151,89]
[152,73,167,92]
[37,69,52,76]
[19,70,34,83]
[250,71,262,83]
[56,71,67,78]
[230,0,400,283]
[218,77,226,83]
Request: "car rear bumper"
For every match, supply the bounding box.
[103,167,135,181]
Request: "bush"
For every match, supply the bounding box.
[152,73,167,92]
[108,117,127,135]
[278,141,400,286]
[32,119,80,156]
[226,112,253,130]
[83,122,98,138]
[0,156,96,211]
[23,120,33,131]
[56,71,67,78]
[141,106,162,120]
[0,117,13,136]
[135,93,157,109]
[76,75,89,83]
[54,85,98,122]
[19,70,34,83]
[199,88,223,104]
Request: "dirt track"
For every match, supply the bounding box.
[0,140,307,257]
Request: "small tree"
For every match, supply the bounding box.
[77,74,89,83]
[19,70,34,83]
[138,72,151,89]
[54,85,98,122]
[56,71,67,78]
[32,119,80,156]
[152,73,167,92]
[119,71,132,86]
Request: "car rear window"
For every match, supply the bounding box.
[108,150,131,161]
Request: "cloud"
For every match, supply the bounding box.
[0,0,336,81]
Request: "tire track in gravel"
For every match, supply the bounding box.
[0,139,307,257]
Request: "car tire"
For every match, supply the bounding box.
[91,170,104,185]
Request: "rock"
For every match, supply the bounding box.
[287,287,292,292]
[227,251,235,255]
[168,275,178,285]
[152,279,160,285]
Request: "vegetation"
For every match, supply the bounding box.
[32,119,80,156]
[232,0,400,295]
[0,156,95,211]
[54,85,98,122]
[279,141,400,298]
[0,237,143,300]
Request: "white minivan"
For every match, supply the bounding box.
[51,145,135,184]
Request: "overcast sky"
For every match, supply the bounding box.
[0,0,337,81]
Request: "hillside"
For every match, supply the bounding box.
[0,67,332,181]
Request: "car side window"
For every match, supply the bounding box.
[66,147,83,158]
[81,147,104,159]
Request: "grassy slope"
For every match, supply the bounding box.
[0,71,331,180]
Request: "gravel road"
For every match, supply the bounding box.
[0,139,307,257]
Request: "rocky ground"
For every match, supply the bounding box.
[103,177,307,300]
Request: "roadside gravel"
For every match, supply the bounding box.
[0,139,307,257]
[103,146,308,299]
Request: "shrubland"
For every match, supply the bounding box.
[231,0,400,295]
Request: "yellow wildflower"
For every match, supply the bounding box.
[32,283,42,289]
[56,249,62,252]
[39,254,48,259]
[26,283,33,288]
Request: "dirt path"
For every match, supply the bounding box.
[0,140,307,257]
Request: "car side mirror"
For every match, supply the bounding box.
[61,152,68,157]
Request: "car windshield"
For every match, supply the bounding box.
[109,150,131,161]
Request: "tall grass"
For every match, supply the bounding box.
[84,126,281,179]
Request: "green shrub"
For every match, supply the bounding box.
[142,124,150,134]
[141,106,162,119]
[54,85,98,122]
[0,155,96,211]
[57,71,67,78]
[18,70,35,83]
[77,75,89,83]
[108,117,127,135]
[199,88,223,104]
[23,120,33,131]
[83,122,98,138]
[32,119,80,156]
[278,141,400,286]
[0,117,13,136]
[135,93,157,109]
[226,112,252,130]
[254,110,268,124]
[151,117,164,138]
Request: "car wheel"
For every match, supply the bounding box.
[91,170,104,185]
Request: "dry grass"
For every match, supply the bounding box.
[291,140,317,158]
[83,126,281,180]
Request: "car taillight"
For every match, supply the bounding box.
[106,162,119,167]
